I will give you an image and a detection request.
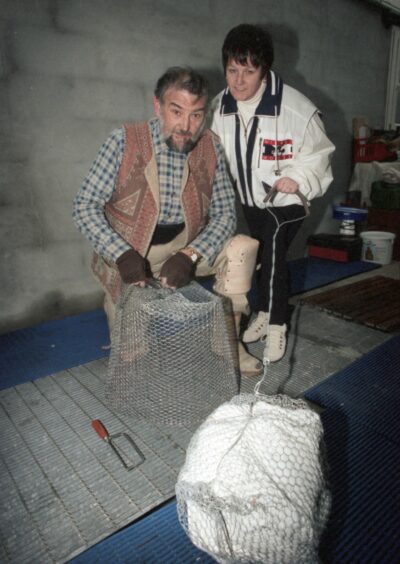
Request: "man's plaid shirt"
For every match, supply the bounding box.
[73,118,236,264]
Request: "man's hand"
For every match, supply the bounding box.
[116,248,147,287]
[273,177,299,193]
[159,252,195,289]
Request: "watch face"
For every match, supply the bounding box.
[191,252,198,263]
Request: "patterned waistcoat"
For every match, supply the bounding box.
[92,121,217,302]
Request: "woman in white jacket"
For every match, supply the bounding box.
[211,24,335,362]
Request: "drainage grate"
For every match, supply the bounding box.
[0,359,197,563]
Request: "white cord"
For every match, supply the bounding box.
[254,205,308,396]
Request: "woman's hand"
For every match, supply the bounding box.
[273,177,299,194]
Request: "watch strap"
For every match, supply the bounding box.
[181,247,200,263]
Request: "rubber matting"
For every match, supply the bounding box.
[287,257,379,295]
[0,310,109,390]
[0,358,200,563]
[301,275,400,332]
[0,326,396,563]
[318,409,400,563]
[70,500,215,564]
[0,260,393,564]
[305,335,400,443]
[305,336,400,562]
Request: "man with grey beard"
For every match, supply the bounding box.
[73,66,262,377]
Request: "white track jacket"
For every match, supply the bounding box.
[211,70,335,208]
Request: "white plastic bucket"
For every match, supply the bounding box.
[360,231,396,265]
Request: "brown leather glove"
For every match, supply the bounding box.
[159,252,195,288]
[116,248,147,284]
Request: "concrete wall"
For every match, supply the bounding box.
[0,0,391,333]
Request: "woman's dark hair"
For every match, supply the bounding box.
[222,24,274,77]
[154,66,209,102]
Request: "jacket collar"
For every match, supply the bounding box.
[219,70,284,117]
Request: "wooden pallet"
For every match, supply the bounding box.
[301,276,400,332]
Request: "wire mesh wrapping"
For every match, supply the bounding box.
[106,281,240,426]
[176,393,331,563]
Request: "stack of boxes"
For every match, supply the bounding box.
[306,118,399,262]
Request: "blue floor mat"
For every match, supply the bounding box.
[288,257,379,295]
[69,499,215,564]
[305,335,400,443]
[304,336,400,562]
[318,409,400,563]
[0,309,109,390]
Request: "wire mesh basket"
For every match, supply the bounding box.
[106,281,240,426]
[176,393,331,563]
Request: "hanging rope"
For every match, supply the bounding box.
[254,185,310,395]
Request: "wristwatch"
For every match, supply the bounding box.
[181,247,200,263]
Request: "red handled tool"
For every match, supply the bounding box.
[91,419,145,470]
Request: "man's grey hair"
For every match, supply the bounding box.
[154,66,209,103]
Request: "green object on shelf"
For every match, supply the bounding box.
[370,181,400,210]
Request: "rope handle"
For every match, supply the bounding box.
[263,183,310,216]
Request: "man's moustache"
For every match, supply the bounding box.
[174,130,191,137]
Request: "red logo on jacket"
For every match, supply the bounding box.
[261,139,293,160]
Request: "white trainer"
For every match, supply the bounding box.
[242,311,269,343]
[263,324,287,363]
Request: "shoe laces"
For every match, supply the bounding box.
[268,327,285,350]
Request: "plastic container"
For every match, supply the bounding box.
[370,181,400,210]
[332,205,368,222]
[360,231,396,265]
[353,139,397,163]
